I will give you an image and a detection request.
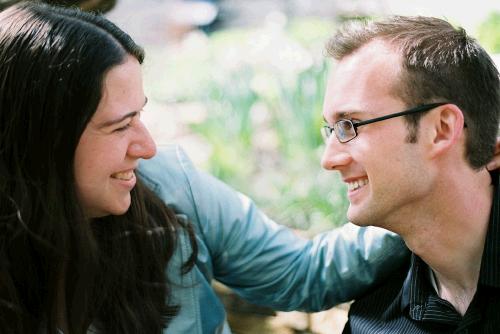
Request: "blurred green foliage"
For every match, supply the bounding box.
[142,12,500,233]
[146,17,349,232]
[478,11,500,53]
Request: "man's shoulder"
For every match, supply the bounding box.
[349,259,409,315]
[343,260,411,333]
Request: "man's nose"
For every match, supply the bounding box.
[321,137,352,171]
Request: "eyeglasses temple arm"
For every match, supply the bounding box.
[353,102,449,129]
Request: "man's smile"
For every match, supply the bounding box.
[346,178,369,191]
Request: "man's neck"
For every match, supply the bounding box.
[401,168,493,315]
[431,267,480,316]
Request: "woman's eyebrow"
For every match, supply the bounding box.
[97,97,148,128]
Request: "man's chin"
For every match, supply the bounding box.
[347,206,372,227]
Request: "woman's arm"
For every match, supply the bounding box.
[138,145,409,311]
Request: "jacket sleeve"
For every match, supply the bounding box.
[138,145,410,312]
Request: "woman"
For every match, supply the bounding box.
[0,3,198,333]
[0,2,498,334]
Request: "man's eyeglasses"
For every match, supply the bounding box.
[321,102,450,143]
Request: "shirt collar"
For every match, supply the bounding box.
[478,170,500,287]
[400,255,431,317]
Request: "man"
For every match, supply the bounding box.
[321,16,500,332]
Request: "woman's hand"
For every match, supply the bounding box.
[487,137,500,171]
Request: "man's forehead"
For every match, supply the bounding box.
[323,43,403,119]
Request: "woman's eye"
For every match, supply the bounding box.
[114,123,131,132]
[112,112,141,133]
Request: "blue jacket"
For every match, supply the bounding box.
[137,145,409,334]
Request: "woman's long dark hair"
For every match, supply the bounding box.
[0,2,196,333]
[0,1,118,13]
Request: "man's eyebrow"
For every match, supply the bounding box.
[323,111,360,123]
[337,111,355,119]
[98,97,148,128]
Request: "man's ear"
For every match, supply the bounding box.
[426,104,465,159]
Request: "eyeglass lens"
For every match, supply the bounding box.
[335,120,355,142]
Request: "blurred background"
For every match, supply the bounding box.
[104,1,500,333]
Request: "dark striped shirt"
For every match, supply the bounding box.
[343,171,500,334]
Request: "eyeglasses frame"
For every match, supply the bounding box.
[322,102,451,143]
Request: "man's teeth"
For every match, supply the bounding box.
[111,171,134,181]
[347,179,369,191]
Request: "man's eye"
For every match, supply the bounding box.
[337,120,354,131]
